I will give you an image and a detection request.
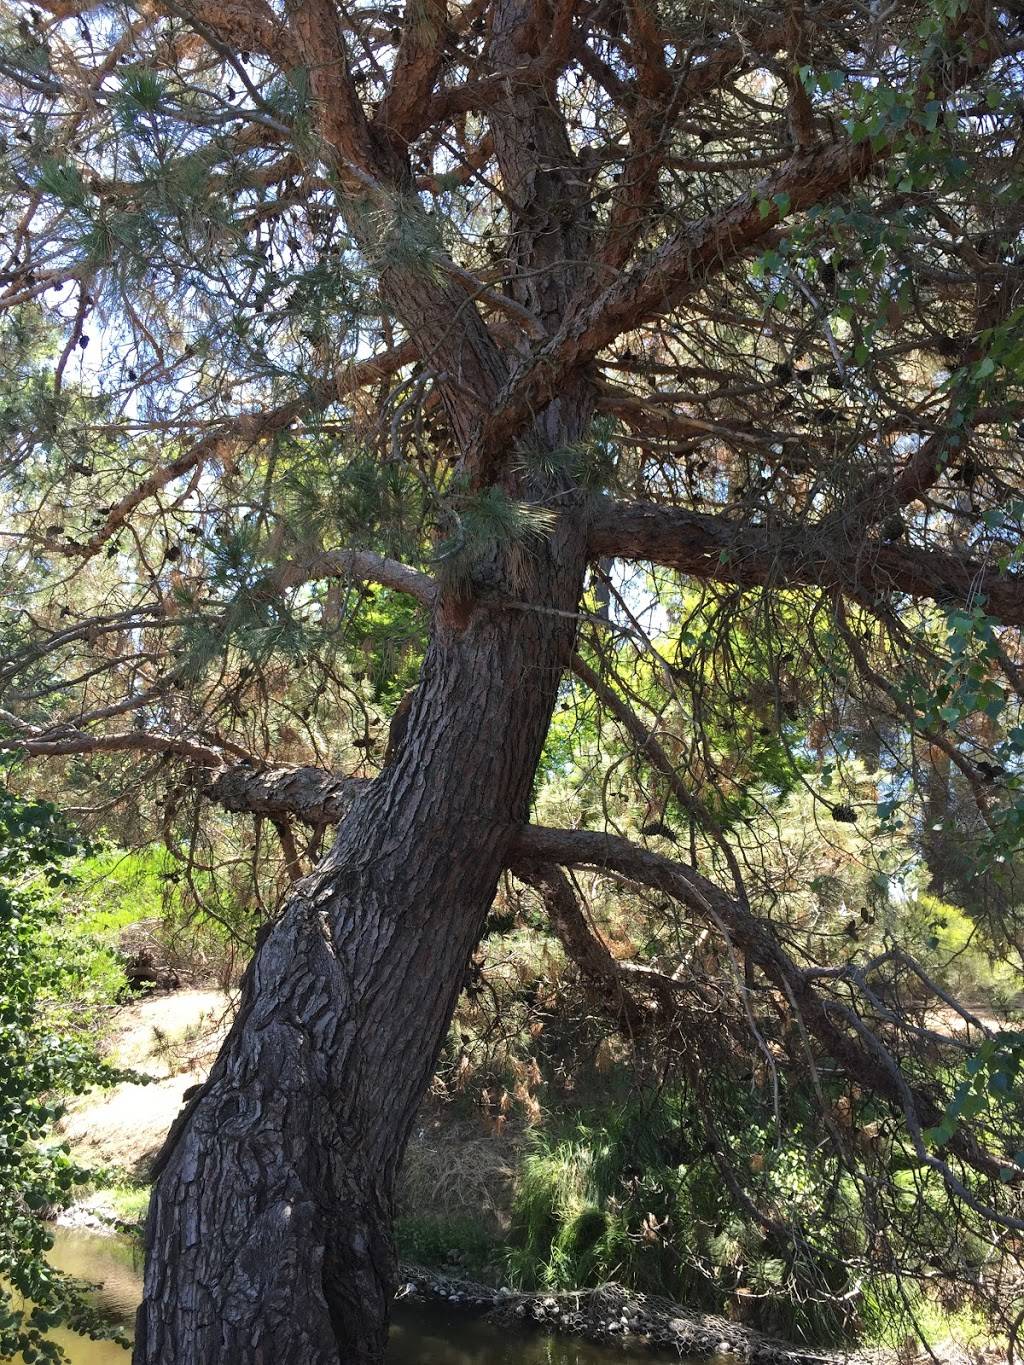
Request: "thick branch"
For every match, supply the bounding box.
[183,0,301,68]
[287,0,377,177]
[271,549,438,606]
[204,763,370,825]
[376,0,448,144]
[589,499,1024,627]
[476,137,880,467]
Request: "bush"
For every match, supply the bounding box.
[0,790,131,1361]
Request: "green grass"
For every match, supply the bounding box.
[101,1183,151,1226]
[70,847,176,937]
[395,1213,498,1275]
[502,1096,870,1343]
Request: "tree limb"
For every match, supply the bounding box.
[589,498,1024,626]
[0,727,225,766]
[473,16,1003,469]
[475,136,881,467]
[376,0,448,145]
[512,823,1024,1205]
[191,753,1021,1199]
[203,762,370,824]
[51,341,418,564]
[270,548,439,607]
[512,859,657,1035]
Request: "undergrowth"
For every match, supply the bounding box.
[501,1092,1000,1349]
[395,1214,498,1276]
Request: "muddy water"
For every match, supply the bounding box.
[31,1227,693,1365]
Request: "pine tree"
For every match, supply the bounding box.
[0,0,1023,1360]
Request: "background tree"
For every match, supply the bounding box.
[0,0,1023,1362]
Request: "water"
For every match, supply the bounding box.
[31,1227,694,1365]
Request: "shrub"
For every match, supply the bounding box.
[0,790,131,1361]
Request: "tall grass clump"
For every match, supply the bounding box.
[504,1092,866,1344]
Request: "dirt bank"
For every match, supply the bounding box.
[57,989,234,1176]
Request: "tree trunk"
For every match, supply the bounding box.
[134,0,597,1349]
[133,511,591,1364]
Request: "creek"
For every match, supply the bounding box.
[26,1226,697,1365]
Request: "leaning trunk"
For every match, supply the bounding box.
[133,512,590,1364]
[136,0,594,1345]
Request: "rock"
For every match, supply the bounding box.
[397,1262,835,1365]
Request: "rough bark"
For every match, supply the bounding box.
[135,516,591,1364]
[127,0,604,1349]
[204,764,370,825]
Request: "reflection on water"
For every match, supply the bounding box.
[30,1227,691,1365]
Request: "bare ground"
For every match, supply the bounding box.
[57,989,235,1176]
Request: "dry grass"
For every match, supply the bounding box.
[398,1114,523,1233]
